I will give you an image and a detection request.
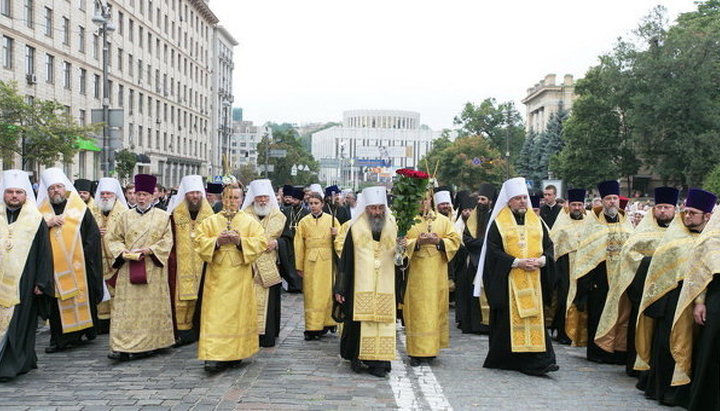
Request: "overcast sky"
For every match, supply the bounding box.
[210,0,698,130]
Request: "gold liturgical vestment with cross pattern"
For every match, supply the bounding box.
[171,200,214,330]
[351,213,398,361]
[494,207,547,353]
[404,211,460,357]
[245,207,285,334]
[194,211,267,361]
[0,203,43,342]
[91,200,127,321]
[39,192,94,334]
[106,207,175,353]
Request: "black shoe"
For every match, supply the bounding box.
[351,359,368,373]
[304,332,319,341]
[107,351,130,361]
[556,336,572,345]
[327,326,337,334]
[369,367,388,378]
[228,360,243,368]
[204,361,224,373]
[409,357,421,367]
[45,344,68,354]
[521,363,558,376]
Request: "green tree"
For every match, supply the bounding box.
[115,149,137,183]
[551,58,640,190]
[233,163,259,187]
[258,123,319,187]
[420,135,508,190]
[628,2,720,187]
[703,162,720,195]
[0,81,98,171]
[453,98,526,164]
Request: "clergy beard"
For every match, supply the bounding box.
[511,208,527,216]
[254,203,271,217]
[656,215,673,226]
[477,203,490,212]
[570,211,584,220]
[49,193,66,205]
[99,197,116,212]
[604,206,618,219]
[369,214,386,234]
[187,199,201,212]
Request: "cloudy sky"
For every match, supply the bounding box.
[210,0,698,130]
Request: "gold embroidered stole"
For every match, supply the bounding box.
[550,209,589,346]
[495,207,546,352]
[634,217,698,371]
[0,203,43,342]
[39,192,93,333]
[173,200,214,301]
[246,207,286,334]
[669,212,720,386]
[596,211,669,352]
[352,213,397,361]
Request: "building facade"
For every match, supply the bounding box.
[210,24,236,176]
[0,0,232,186]
[521,73,576,134]
[229,118,266,169]
[311,110,442,186]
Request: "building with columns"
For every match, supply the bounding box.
[0,0,233,186]
[521,73,576,134]
[311,110,443,186]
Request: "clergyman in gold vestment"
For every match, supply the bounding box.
[105,174,175,361]
[403,200,460,366]
[194,185,267,372]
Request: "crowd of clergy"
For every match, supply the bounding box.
[1,166,720,410]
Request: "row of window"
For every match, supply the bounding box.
[3,34,209,115]
[0,0,211,66]
[127,122,207,157]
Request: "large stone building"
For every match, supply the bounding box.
[311,110,443,186]
[521,73,576,134]
[229,118,266,169]
[210,24,236,176]
[0,0,233,186]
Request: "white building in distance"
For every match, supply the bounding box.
[311,110,442,186]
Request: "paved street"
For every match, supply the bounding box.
[1,292,667,410]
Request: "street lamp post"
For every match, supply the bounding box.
[92,0,115,176]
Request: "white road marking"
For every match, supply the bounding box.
[388,325,453,410]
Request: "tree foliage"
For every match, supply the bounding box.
[453,98,525,164]
[419,135,509,190]
[0,81,98,170]
[115,149,137,183]
[553,2,720,189]
[257,122,319,188]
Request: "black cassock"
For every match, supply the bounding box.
[625,256,652,377]
[687,275,720,411]
[323,203,351,225]
[539,203,562,229]
[0,211,54,379]
[482,213,557,373]
[637,280,689,407]
[457,208,491,334]
[550,253,571,342]
[47,201,103,349]
[277,204,308,293]
[334,227,392,374]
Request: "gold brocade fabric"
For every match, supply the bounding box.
[194,211,267,361]
[0,203,42,307]
[568,208,632,349]
[91,200,128,320]
[493,207,546,353]
[245,207,286,334]
[172,200,214,330]
[295,213,339,331]
[550,208,588,346]
[39,192,94,333]
[596,211,670,352]
[404,211,461,357]
[0,203,43,342]
[351,213,398,361]
[634,217,698,371]
[105,207,175,353]
[670,212,720,386]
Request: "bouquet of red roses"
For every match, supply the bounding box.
[392,168,430,265]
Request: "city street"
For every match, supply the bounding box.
[1,293,666,410]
